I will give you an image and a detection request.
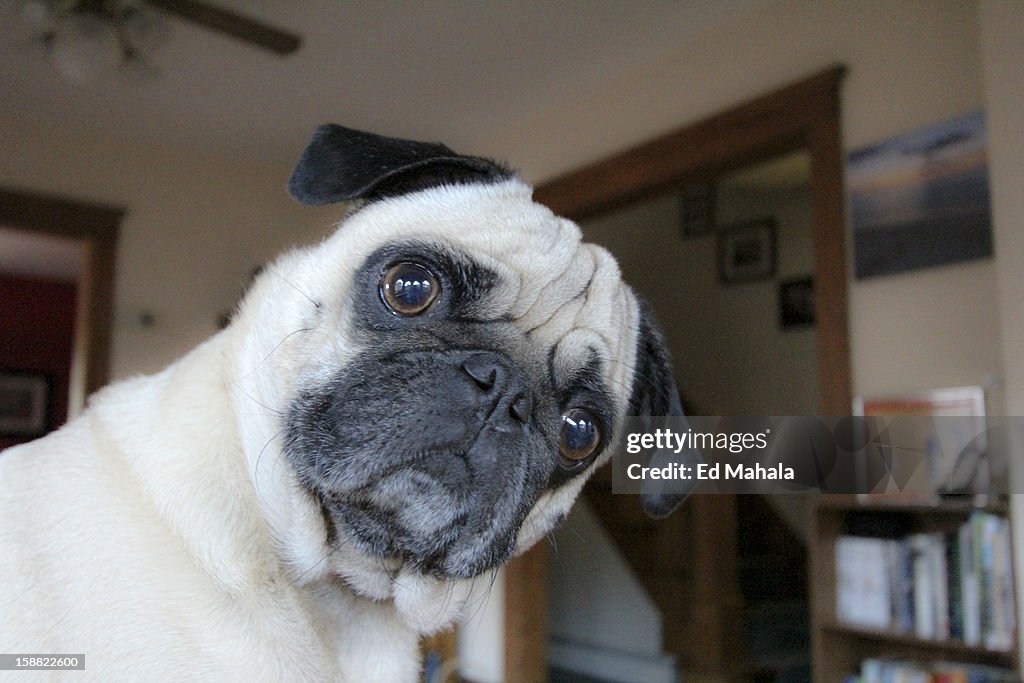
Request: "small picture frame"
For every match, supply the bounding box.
[779,277,815,329]
[678,182,716,238]
[0,371,50,438]
[717,218,776,284]
[854,386,989,501]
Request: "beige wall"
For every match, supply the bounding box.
[981,0,1024,420]
[979,0,1024,671]
[0,115,340,380]
[583,168,819,416]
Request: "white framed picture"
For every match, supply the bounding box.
[854,386,988,500]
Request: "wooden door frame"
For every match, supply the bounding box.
[504,65,850,680]
[0,187,123,397]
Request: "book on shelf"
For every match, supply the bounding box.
[911,533,937,640]
[851,657,1018,683]
[836,535,892,630]
[834,510,1016,650]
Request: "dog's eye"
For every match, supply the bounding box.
[559,408,602,463]
[380,262,440,316]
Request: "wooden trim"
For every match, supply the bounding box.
[504,65,852,679]
[686,495,743,672]
[503,543,548,683]
[0,188,123,396]
[805,82,853,417]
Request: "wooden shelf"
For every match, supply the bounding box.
[810,497,1020,682]
[820,622,1016,665]
[815,494,1008,516]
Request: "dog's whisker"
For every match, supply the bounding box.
[461,577,488,625]
[545,530,560,554]
[294,546,337,584]
[227,381,286,418]
[253,427,287,492]
[264,266,322,311]
[381,557,405,587]
[462,571,501,628]
[562,523,587,544]
[235,326,313,382]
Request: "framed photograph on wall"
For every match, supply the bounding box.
[717,218,776,284]
[679,182,716,238]
[779,277,815,329]
[0,371,50,438]
[848,111,993,279]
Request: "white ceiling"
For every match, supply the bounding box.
[0,0,751,170]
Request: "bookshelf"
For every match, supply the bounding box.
[810,496,1019,682]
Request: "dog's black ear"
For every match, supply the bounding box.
[629,297,700,519]
[288,124,514,205]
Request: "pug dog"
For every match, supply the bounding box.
[0,125,688,681]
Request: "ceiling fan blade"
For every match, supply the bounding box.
[143,0,301,55]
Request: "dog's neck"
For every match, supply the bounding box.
[91,330,429,678]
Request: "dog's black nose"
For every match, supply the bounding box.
[460,352,534,427]
[510,393,533,424]
[461,354,497,390]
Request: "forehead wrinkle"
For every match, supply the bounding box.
[569,247,628,340]
[511,242,596,333]
[567,247,638,417]
[478,223,587,323]
[503,241,635,414]
[524,285,587,335]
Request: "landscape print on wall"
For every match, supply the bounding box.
[849,111,993,280]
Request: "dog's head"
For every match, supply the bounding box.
[228,125,689,631]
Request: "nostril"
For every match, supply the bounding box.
[461,354,497,390]
[510,393,533,424]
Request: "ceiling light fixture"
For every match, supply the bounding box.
[22,0,170,84]
[20,0,301,85]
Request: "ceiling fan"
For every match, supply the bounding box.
[21,0,301,82]
[149,0,300,54]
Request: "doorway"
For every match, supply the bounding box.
[0,227,85,449]
[0,188,122,447]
